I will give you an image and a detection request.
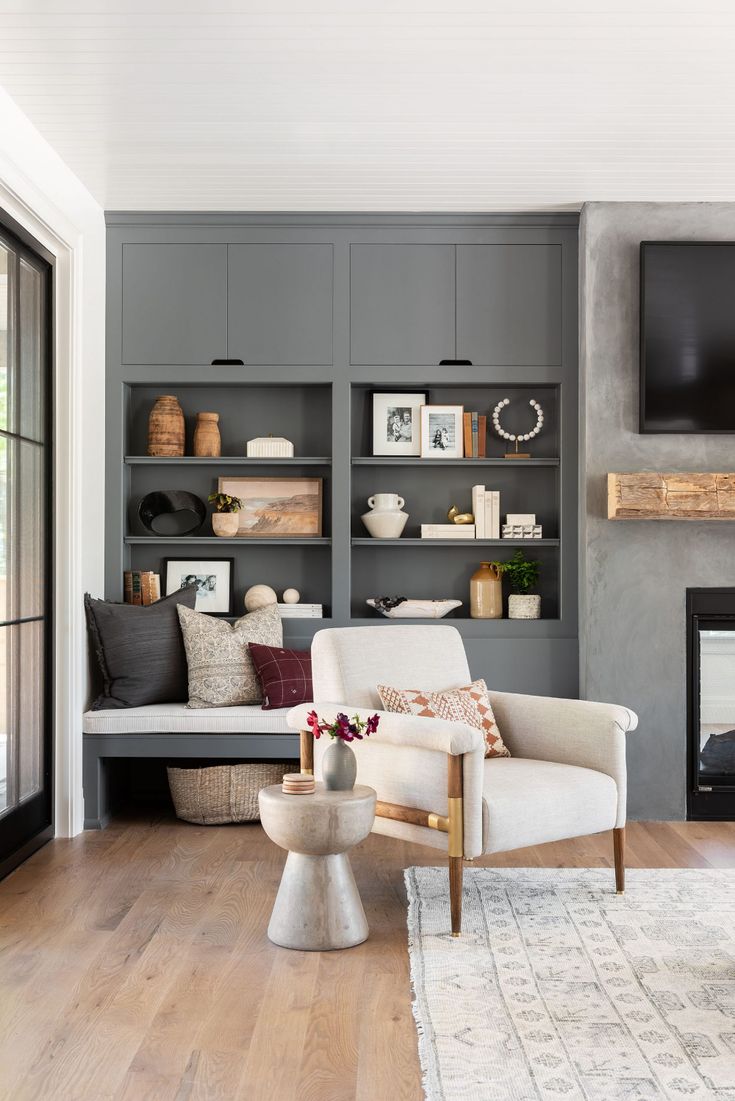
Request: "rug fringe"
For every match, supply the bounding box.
[405,866,443,1101]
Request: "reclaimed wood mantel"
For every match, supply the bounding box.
[608,473,735,520]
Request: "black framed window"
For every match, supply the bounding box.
[0,218,53,873]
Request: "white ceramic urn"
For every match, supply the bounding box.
[361,493,409,539]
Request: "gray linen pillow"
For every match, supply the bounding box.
[85,585,197,710]
[177,602,283,708]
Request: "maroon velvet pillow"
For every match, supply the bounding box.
[248,643,313,710]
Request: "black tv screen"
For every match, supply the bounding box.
[640,242,735,432]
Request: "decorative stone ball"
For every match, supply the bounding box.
[244,584,278,612]
[282,588,300,604]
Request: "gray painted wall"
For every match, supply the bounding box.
[580,202,735,820]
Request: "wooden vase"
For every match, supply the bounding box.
[147,395,185,457]
[193,412,221,457]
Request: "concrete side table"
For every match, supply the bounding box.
[258,783,376,951]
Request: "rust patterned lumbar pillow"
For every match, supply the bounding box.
[377,678,510,759]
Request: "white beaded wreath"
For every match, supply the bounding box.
[491,398,544,443]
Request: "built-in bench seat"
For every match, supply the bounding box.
[82,703,300,829]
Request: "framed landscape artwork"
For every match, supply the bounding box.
[372,392,427,456]
[217,476,323,537]
[162,557,234,616]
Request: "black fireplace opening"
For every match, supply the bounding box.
[687,588,735,820]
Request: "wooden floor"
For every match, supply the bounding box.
[1,817,735,1101]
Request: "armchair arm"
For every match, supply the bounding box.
[287,702,484,756]
[488,691,638,828]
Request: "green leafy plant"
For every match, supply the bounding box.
[208,491,242,514]
[490,549,540,595]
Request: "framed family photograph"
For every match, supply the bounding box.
[420,404,465,459]
[372,392,427,457]
[217,476,323,537]
[163,557,234,616]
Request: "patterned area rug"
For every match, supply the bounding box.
[406,867,735,1100]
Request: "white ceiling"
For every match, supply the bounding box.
[1,1,735,212]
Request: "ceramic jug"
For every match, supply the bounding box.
[470,561,503,619]
[361,493,409,539]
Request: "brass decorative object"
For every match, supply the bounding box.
[447,504,474,525]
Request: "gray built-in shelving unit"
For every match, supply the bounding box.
[105,213,579,697]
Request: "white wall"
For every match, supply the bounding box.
[0,86,105,837]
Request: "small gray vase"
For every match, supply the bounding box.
[322,738,357,791]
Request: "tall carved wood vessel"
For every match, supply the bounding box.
[193,412,221,457]
[147,395,185,457]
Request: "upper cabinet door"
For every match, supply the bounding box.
[456,244,562,366]
[350,244,455,365]
[228,244,333,365]
[122,243,227,365]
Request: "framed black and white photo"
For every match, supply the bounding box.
[162,557,234,616]
[372,391,427,456]
[420,404,465,460]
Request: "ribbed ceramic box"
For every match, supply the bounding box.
[246,436,295,458]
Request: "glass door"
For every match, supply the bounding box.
[0,220,52,873]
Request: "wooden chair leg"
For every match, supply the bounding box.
[449,856,463,936]
[448,755,464,936]
[613,826,625,894]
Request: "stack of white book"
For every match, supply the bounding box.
[420,524,476,539]
[472,485,501,540]
[277,603,323,618]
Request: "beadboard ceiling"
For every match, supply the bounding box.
[1,2,735,211]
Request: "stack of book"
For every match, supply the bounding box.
[463,412,487,458]
[420,524,476,539]
[277,603,324,618]
[123,571,161,605]
[472,485,501,539]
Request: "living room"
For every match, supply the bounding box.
[1,5,735,1100]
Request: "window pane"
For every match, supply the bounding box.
[0,626,7,813]
[0,437,6,623]
[0,244,11,434]
[19,440,44,620]
[18,620,43,803]
[19,258,44,442]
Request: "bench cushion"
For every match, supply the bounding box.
[82,702,292,735]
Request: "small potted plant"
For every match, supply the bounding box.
[501,548,541,620]
[306,709,380,790]
[208,491,242,538]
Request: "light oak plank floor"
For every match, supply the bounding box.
[1,816,734,1101]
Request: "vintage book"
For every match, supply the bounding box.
[484,491,500,539]
[421,524,476,539]
[478,414,487,457]
[124,570,160,606]
[472,484,485,538]
[277,603,324,617]
[463,413,472,458]
[471,411,478,458]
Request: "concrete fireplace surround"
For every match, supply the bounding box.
[580,202,735,820]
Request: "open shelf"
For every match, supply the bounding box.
[351,457,559,467]
[351,538,559,547]
[125,536,332,545]
[125,456,331,466]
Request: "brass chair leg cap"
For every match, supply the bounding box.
[451,932,461,938]
[616,890,624,896]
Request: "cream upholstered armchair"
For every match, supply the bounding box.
[288,625,638,937]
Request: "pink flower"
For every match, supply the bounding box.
[366,713,380,735]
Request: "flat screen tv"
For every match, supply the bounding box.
[640,242,735,432]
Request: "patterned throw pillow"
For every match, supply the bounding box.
[248,643,313,710]
[377,678,510,759]
[177,602,283,708]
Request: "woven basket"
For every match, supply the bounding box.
[167,762,299,825]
